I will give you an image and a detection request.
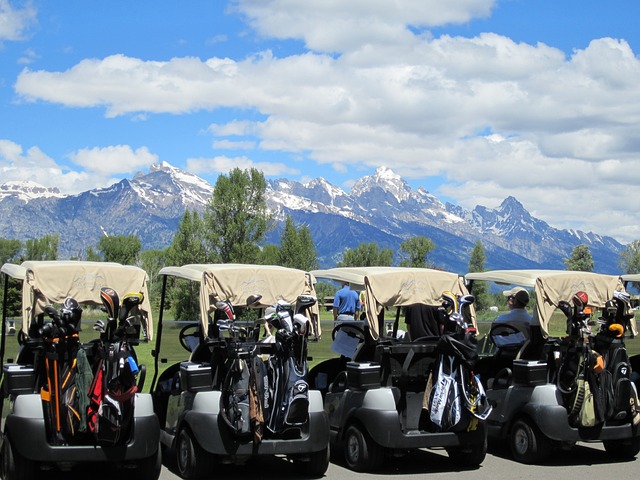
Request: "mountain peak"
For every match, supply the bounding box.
[351,166,411,203]
[0,180,64,202]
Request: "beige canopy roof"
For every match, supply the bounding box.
[158,264,319,336]
[311,266,473,339]
[1,261,153,340]
[465,269,626,335]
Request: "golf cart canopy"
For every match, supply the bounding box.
[158,264,319,336]
[0,260,153,339]
[465,269,626,336]
[311,266,473,339]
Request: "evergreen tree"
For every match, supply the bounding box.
[338,242,393,267]
[204,168,272,263]
[618,240,640,274]
[257,244,281,266]
[468,240,490,310]
[279,216,318,271]
[564,244,594,272]
[399,236,435,268]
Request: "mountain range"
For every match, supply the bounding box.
[0,162,623,274]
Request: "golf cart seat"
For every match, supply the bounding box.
[405,304,443,340]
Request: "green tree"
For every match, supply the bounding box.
[85,246,102,261]
[97,234,142,265]
[338,242,393,267]
[257,244,281,266]
[0,238,23,316]
[168,210,210,266]
[25,234,59,260]
[564,244,594,272]
[468,240,490,310]
[167,211,210,321]
[618,240,640,274]
[0,238,23,265]
[139,249,169,312]
[279,216,318,271]
[204,168,272,263]
[399,236,436,268]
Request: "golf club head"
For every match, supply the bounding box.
[215,300,235,321]
[441,291,459,315]
[246,294,262,307]
[119,291,144,322]
[100,287,120,320]
[293,313,310,336]
[44,305,59,320]
[295,294,317,313]
[459,294,475,308]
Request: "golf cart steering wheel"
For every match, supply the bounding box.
[179,323,201,352]
[489,322,523,340]
[331,321,366,341]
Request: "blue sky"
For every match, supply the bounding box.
[1,0,640,243]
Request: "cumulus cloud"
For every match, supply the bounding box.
[0,139,100,193]
[0,0,37,42]
[8,1,640,241]
[69,145,158,175]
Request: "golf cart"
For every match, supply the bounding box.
[308,267,490,472]
[466,269,640,464]
[150,264,330,479]
[0,261,161,479]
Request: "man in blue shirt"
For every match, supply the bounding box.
[333,281,361,321]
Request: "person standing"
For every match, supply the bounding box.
[333,281,361,321]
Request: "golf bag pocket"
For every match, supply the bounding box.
[220,357,252,436]
[96,394,125,445]
[428,355,467,432]
[60,362,82,437]
[284,379,309,426]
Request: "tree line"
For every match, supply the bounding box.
[2,168,640,315]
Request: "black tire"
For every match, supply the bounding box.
[135,442,162,480]
[1,436,36,480]
[603,437,640,459]
[292,447,330,478]
[343,424,384,472]
[446,436,487,467]
[176,426,214,479]
[509,418,552,464]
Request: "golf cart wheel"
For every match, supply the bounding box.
[509,418,551,464]
[176,426,214,479]
[343,424,384,472]
[292,447,330,477]
[135,442,162,480]
[446,436,487,467]
[603,437,640,459]
[1,435,36,480]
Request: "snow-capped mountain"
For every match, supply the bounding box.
[0,163,623,273]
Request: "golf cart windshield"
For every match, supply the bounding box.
[311,266,474,340]
[0,260,153,340]
[465,269,626,336]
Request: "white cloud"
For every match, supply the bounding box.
[0,0,37,42]
[8,2,640,242]
[69,145,158,175]
[0,139,106,193]
[186,155,299,177]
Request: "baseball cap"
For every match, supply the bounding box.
[503,287,530,306]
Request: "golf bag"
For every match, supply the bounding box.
[425,293,491,432]
[220,355,252,436]
[264,307,311,434]
[87,340,139,446]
